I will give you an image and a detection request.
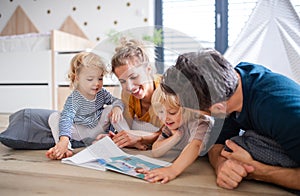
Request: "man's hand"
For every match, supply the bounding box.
[215,157,252,189]
[221,140,253,164]
[209,142,255,189]
[215,140,255,189]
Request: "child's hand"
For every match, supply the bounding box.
[137,166,178,184]
[46,136,69,160]
[171,129,183,137]
[93,133,109,143]
[110,107,123,123]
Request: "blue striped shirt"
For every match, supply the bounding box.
[59,88,124,138]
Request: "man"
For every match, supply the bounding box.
[160,48,300,192]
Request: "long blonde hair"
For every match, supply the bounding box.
[68,52,107,89]
[111,37,151,73]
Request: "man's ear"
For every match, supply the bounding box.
[209,102,227,117]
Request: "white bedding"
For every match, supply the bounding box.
[0,32,51,52]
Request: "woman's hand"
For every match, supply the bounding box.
[112,130,147,149]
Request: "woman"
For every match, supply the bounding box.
[110,38,163,150]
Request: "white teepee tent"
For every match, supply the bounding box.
[224,0,300,83]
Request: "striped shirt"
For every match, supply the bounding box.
[59,89,124,138]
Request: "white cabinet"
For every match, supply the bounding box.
[0,85,51,113]
[0,30,97,113]
[0,51,52,113]
[54,52,77,111]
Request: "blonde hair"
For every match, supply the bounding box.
[152,85,180,114]
[111,37,150,73]
[68,52,107,89]
[152,85,200,123]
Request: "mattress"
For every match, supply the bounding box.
[0,32,51,52]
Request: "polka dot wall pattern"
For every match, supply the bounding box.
[0,0,153,42]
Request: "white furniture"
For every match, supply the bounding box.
[0,30,95,113]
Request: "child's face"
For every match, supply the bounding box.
[114,61,153,100]
[76,66,104,100]
[156,104,183,131]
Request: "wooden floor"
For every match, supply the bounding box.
[0,114,294,196]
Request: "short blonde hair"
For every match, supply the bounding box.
[152,85,180,115]
[152,85,199,123]
[68,52,107,89]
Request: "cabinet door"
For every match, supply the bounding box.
[0,51,51,83]
[0,85,51,113]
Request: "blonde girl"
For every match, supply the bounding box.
[137,85,214,183]
[46,52,129,160]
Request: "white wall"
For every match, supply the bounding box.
[0,0,154,42]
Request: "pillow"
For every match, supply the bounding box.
[0,108,57,149]
[0,108,90,150]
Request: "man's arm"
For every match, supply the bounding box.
[248,161,300,190]
[222,140,300,190]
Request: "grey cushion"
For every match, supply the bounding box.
[0,108,91,150]
[0,109,56,149]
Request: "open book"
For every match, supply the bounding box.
[62,136,171,179]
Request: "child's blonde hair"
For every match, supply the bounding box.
[68,52,108,89]
[111,37,151,73]
[152,85,201,124]
[152,85,180,114]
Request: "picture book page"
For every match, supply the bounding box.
[61,136,128,170]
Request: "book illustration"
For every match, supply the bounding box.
[103,155,167,179]
[61,136,171,179]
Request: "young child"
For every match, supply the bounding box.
[46,52,129,160]
[137,85,214,183]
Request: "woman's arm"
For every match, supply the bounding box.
[112,129,161,149]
